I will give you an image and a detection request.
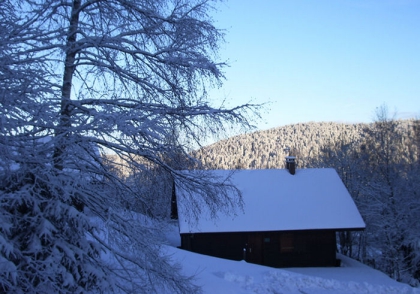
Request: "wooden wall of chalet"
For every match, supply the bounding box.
[181,230,337,267]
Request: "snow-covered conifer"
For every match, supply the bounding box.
[0,0,258,292]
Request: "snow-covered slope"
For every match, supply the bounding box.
[164,225,419,294]
[166,247,419,294]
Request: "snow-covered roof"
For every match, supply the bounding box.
[176,168,365,234]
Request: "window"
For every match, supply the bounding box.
[280,233,294,253]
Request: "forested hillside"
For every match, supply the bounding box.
[195,120,417,170]
[195,118,420,286]
[194,121,366,169]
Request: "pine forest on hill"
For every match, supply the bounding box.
[194,121,366,170]
[194,117,420,286]
[195,119,419,171]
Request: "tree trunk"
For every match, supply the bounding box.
[53,0,81,170]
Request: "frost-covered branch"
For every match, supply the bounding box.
[1,0,260,292]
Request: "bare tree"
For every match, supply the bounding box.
[358,105,420,284]
[0,0,258,292]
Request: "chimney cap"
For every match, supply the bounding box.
[286,156,296,162]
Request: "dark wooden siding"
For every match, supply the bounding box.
[181,232,248,261]
[262,230,336,267]
[181,230,337,268]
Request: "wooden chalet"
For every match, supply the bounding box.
[175,160,365,268]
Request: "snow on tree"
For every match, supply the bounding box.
[0,0,258,292]
[357,106,420,285]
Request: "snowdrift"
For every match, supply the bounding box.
[164,224,420,294]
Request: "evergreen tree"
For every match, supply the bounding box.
[0,0,257,292]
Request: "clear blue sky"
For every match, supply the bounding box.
[210,0,420,131]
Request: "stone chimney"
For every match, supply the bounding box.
[285,156,296,175]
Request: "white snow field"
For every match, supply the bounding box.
[164,226,420,294]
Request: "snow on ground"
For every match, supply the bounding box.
[164,224,420,294]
